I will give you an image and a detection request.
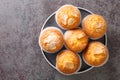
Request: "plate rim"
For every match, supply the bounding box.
[38,7,107,74]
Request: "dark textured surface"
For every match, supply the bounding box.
[0,0,120,80]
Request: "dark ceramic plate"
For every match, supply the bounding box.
[39,7,107,74]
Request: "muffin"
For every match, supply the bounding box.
[82,14,107,39]
[64,28,88,52]
[55,4,81,30]
[56,50,81,75]
[39,27,64,53]
[83,42,109,67]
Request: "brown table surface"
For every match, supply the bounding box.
[0,0,120,80]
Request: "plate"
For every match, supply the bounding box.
[39,7,107,74]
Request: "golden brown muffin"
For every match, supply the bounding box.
[55,4,81,30]
[83,42,109,67]
[39,27,64,53]
[64,28,88,52]
[56,50,81,75]
[82,14,107,39]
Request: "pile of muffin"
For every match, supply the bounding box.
[39,5,109,75]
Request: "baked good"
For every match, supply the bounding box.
[83,41,109,67]
[55,4,81,30]
[64,28,88,52]
[56,50,81,75]
[82,14,107,39]
[39,27,64,53]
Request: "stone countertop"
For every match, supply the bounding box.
[0,0,120,80]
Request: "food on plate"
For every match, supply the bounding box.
[83,41,109,67]
[64,28,88,52]
[39,27,64,53]
[82,14,107,39]
[55,4,81,30]
[56,50,81,75]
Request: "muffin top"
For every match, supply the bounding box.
[82,14,107,39]
[56,50,81,75]
[83,42,109,67]
[64,28,88,52]
[39,27,64,53]
[55,4,81,30]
